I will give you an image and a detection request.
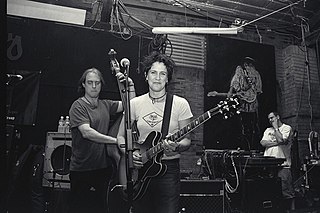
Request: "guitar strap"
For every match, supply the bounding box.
[161,93,173,139]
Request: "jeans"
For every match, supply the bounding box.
[68,167,113,213]
[133,159,181,213]
[278,167,295,199]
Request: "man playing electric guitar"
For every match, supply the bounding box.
[208,57,262,151]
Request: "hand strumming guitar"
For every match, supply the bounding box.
[133,150,143,168]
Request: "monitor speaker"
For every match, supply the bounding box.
[43,132,72,189]
[242,177,283,212]
[179,179,226,213]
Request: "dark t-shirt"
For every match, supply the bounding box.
[69,98,119,171]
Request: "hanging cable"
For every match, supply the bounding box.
[300,18,314,131]
[240,0,304,28]
[224,155,239,194]
[148,34,173,55]
[90,0,103,28]
[316,32,320,84]
[255,25,262,43]
[109,0,153,39]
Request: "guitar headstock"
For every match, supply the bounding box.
[108,49,121,75]
[217,97,240,119]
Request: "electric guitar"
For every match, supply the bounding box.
[119,97,239,201]
[207,89,256,103]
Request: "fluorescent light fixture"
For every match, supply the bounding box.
[7,0,86,26]
[152,27,239,35]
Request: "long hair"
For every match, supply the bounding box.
[141,51,175,82]
[77,67,105,94]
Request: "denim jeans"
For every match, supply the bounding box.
[68,167,113,213]
[133,159,181,213]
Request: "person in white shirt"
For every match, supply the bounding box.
[260,111,295,211]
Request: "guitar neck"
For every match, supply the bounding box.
[211,92,228,97]
[146,104,223,158]
[167,105,222,142]
[142,97,238,164]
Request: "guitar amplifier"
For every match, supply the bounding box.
[43,132,72,189]
[179,179,226,213]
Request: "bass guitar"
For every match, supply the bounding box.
[119,97,239,201]
[107,49,138,183]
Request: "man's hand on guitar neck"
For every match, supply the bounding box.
[163,139,180,156]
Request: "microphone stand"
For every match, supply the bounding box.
[108,49,134,212]
[122,65,135,212]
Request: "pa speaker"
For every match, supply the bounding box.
[242,177,283,212]
[43,132,72,189]
[179,179,226,213]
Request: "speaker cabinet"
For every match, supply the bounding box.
[180,179,226,213]
[242,177,283,212]
[43,132,72,189]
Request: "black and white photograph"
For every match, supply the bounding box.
[3,0,320,213]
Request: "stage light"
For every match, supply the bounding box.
[7,0,86,26]
[152,27,239,35]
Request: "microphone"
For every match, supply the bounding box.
[7,74,23,80]
[120,58,130,68]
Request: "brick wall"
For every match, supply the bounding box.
[280,45,320,135]
[168,66,205,176]
[276,45,320,161]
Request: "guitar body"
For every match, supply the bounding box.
[119,131,167,201]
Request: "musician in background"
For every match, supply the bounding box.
[228,56,262,150]
[117,51,193,213]
[68,67,135,213]
[260,112,295,211]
